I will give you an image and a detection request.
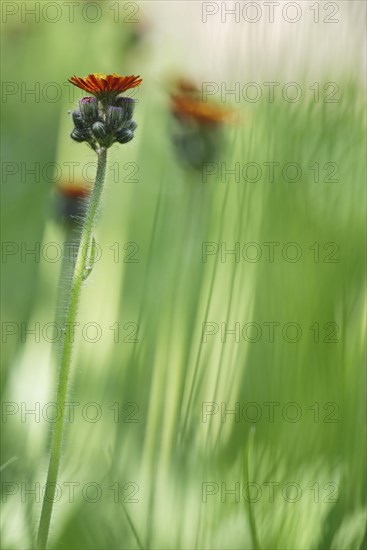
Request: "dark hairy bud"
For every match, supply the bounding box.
[72,111,87,130]
[71,128,87,143]
[115,128,134,144]
[79,97,98,124]
[114,96,135,120]
[106,106,126,131]
[92,121,107,140]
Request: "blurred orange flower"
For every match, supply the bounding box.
[56,183,91,225]
[57,183,91,199]
[171,94,233,124]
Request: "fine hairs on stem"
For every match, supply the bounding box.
[36,72,142,550]
[36,147,107,549]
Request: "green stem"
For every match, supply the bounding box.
[36,147,108,550]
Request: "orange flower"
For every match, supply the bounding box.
[68,73,142,98]
[176,78,200,94]
[56,183,92,225]
[171,94,232,124]
[57,183,91,199]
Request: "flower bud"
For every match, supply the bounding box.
[72,110,87,130]
[71,128,87,142]
[127,120,137,132]
[115,128,134,144]
[92,121,106,140]
[114,97,135,120]
[79,97,98,123]
[106,106,125,131]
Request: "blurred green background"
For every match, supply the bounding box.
[1,1,366,549]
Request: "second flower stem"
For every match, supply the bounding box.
[36,147,108,550]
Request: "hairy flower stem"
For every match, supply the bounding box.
[36,148,108,550]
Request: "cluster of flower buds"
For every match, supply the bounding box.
[68,73,142,150]
[71,96,137,150]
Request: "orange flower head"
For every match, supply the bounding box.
[176,78,200,95]
[171,94,232,125]
[68,73,142,99]
[69,73,142,149]
[57,183,91,199]
[56,183,92,225]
